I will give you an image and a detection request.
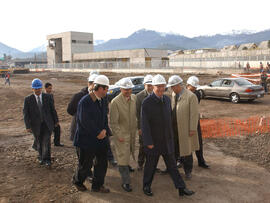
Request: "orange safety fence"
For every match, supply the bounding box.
[200,116,270,138]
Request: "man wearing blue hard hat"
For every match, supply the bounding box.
[23,78,58,167]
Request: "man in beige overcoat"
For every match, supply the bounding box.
[110,77,137,192]
[167,75,199,180]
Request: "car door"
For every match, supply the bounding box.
[204,79,223,97]
[218,79,234,98]
[131,78,144,94]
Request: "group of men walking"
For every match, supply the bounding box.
[23,71,210,198]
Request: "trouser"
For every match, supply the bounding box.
[5,79,10,86]
[180,154,193,174]
[174,131,180,161]
[35,122,52,162]
[262,83,268,92]
[107,138,115,161]
[138,135,145,167]
[195,121,205,165]
[69,116,76,141]
[143,151,186,189]
[53,125,61,145]
[73,146,108,190]
[118,165,130,184]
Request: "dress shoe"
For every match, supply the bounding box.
[44,161,51,167]
[87,176,93,183]
[185,173,192,180]
[92,185,110,193]
[160,169,168,175]
[199,163,210,169]
[155,168,162,173]
[176,161,183,168]
[143,186,153,196]
[128,165,135,172]
[109,159,117,167]
[54,143,64,147]
[121,184,132,192]
[73,181,87,192]
[179,188,195,196]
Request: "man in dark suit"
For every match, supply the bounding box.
[23,78,58,166]
[44,82,63,147]
[141,74,194,197]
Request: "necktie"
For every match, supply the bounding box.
[37,96,43,121]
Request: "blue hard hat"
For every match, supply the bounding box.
[32,78,43,89]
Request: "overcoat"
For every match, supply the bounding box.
[141,93,175,155]
[171,89,199,156]
[110,93,137,165]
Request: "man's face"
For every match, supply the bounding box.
[33,88,42,95]
[187,85,196,92]
[99,86,109,98]
[153,84,165,97]
[45,85,52,94]
[145,84,153,93]
[88,82,94,91]
[171,84,182,94]
[121,88,132,97]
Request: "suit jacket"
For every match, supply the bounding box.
[141,93,175,154]
[23,93,58,135]
[73,92,109,150]
[136,89,149,130]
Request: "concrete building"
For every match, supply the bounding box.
[46,31,168,67]
[47,31,93,64]
[258,40,270,49]
[73,48,169,67]
[238,43,257,50]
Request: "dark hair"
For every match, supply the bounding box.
[45,82,52,88]
[94,84,108,91]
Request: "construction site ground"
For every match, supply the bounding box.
[0,72,270,203]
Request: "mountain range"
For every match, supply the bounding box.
[1,28,270,58]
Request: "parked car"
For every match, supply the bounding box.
[197,78,264,103]
[107,76,145,102]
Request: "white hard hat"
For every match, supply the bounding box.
[143,74,153,84]
[89,70,99,76]
[88,74,98,82]
[151,74,166,86]
[167,75,183,87]
[94,75,109,86]
[118,78,134,89]
[187,76,199,88]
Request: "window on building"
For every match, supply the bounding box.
[72,40,76,43]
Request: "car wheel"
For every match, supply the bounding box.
[230,93,240,103]
[198,90,205,99]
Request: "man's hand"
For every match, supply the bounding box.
[138,129,142,136]
[189,130,196,137]
[118,138,124,142]
[147,145,154,149]
[97,129,106,140]
[55,122,59,127]
[26,129,32,133]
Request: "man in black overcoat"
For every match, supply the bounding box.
[141,74,195,197]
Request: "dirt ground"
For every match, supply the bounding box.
[0,72,270,203]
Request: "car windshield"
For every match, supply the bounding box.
[234,78,253,86]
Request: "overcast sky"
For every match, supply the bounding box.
[1,0,269,52]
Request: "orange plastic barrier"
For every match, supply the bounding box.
[200,116,270,138]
